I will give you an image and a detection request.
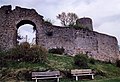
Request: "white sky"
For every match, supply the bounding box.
[0,0,120,45]
[17,24,36,43]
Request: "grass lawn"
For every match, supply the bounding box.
[1,53,120,82]
[60,77,120,82]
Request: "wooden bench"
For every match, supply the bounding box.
[32,71,61,82]
[71,69,94,81]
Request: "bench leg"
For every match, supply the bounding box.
[35,79,37,82]
[75,76,78,81]
[92,75,94,79]
[57,78,59,82]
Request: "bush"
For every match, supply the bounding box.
[48,47,65,55]
[0,59,7,68]
[116,60,120,67]
[95,69,107,76]
[89,58,96,64]
[29,45,48,63]
[20,42,30,50]
[0,50,12,68]
[4,42,48,64]
[44,18,54,26]
[72,24,82,29]
[16,70,31,81]
[74,53,89,69]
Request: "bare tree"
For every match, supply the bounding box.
[56,12,78,26]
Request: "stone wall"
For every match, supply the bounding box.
[0,5,119,62]
[76,18,93,31]
[0,5,44,50]
[40,26,119,62]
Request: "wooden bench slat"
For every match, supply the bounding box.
[71,69,94,81]
[71,69,92,75]
[32,76,61,80]
[73,73,94,76]
[32,71,61,82]
[32,71,60,77]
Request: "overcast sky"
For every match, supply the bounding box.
[0,0,120,45]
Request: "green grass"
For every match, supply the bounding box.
[1,53,120,82]
[61,77,120,82]
[89,62,120,78]
[48,54,120,77]
[47,54,74,70]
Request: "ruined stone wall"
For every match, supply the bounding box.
[0,5,119,62]
[40,26,119,62]
[0,5,44,50]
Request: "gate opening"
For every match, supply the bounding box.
[16,20,37,45]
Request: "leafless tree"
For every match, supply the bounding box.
[56,12,78,26]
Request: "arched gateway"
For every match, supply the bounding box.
[16,20,37,44]
[0,5,119,62]
[0,5,44,49]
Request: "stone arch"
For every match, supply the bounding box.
[16,20,37,44]
[0,5,44,50]
[16,20,36,30]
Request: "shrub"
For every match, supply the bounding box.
[0,50,12,67]
[29,45,48,63]
[20,42,30,50]
[74,53,89,69]
[116,60,120,67]
[95,69,107,76]
[72,24,82,29]
[16,70,31,81]
[4,45,24,62]
[4,42,48,64]
[48,47,64,55]
[44,18,53,26]
[89,58,96,64]
[0,58,7,68]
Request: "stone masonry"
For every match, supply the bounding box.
[76,18,93,31]
[0,5,119,62]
